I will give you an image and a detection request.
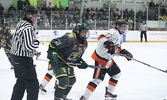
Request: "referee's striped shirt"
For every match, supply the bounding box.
[10,19,39,58]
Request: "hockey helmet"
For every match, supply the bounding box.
[3,22,10,30]
[23,6,39,17]
[73,23,90,40]
[115,20,128,34]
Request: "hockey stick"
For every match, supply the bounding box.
[37,58,81,65]
[88,65,106,69]
[36,58,106,69]
[117,52,167,73]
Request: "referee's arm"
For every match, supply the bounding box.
[23,27,39,51]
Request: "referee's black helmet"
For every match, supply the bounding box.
[23,6,39,17]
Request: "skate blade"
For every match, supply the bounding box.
[105,97,117,100]
[39,90,47,95]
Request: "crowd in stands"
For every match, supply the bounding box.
[0,0,167,30]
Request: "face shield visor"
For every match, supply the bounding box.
[118,24,128,34]
[79,30,90,40]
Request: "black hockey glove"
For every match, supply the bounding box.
[119,49,133,61]
[35,51,41,60]
[104,41,115,55]
[77,58,88,69]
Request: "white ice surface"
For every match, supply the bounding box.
[1,42,167,100]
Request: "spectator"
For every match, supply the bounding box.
[137,16,143,24]
[0,3,4,18]
[17,0,23,13]
[24,0,30,7]
[128,17,133,30]
[0,3,4,26]
[137,9,143,18]
[52,5,59,12]
[69,20,76,28]
[129,9,134,19]
[149,0,155,7]
[139,21,147,42]
[8,4,16,13]
[8,4,16,17]
[158,14,162,21]
[123,8,129,18]
[162,14,167,21]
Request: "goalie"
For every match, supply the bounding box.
[80,20,133,100]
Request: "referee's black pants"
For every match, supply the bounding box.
[11,55,39,100]
[140,31,147,42]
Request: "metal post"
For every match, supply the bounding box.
[50,18,52,30]
[108,1,111,29]
[158,5,160,31]
[121,1,124,20]
[147,7,148,21]
[80,0,85,18]
[134,1,136,30]
[95,19,96,30]
[66,18,68,30]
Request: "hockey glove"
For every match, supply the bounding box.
[119,49,133,61]
[77,58,88,69]
[104,41,115,55]
[35,51,41,60]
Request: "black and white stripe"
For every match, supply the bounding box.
[10,20,39,58]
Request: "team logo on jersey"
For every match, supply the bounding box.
[54,39,62,46]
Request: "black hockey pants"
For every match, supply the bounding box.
[11,55,39,100]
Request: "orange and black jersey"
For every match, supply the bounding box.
[91,29,122,68]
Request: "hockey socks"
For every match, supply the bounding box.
[82,81,97,99]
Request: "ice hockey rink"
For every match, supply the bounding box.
[1,42,167,100]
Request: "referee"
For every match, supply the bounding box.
[139,21,148,42]
[10,6,40,100]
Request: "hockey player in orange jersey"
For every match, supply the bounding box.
[80,20,133,100]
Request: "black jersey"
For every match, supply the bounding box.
[49,32,87,63]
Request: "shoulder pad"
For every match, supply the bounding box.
[104,29,117,37]
[49,42,56,49]
[98,34,106,40]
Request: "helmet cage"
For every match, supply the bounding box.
[116,21,128,34]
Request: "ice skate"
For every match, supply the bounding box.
[39,84,47,94]
[80,95,87,100]
[11,65,14,69]
[63,95,72,100]
[54,96,63,100]
[105,87,117,100]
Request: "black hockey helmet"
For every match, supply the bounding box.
[73,23,90,40]
[23,6,39,17]
[115,20,128,34]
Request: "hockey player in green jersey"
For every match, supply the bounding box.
[0,22,13,69]
[45,23,89,100]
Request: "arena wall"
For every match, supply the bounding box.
[11,30,167,42]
